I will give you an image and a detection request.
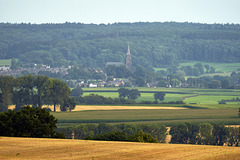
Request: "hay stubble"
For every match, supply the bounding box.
[1,137,240,160]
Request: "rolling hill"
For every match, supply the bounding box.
[1,137,240,160]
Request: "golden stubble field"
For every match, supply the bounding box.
[9,105,187,112]
[72,105,188,111]
[1,137,240,160]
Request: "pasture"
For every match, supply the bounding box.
[83,87,240,104]
[1,137,240,160]
[83,91,194,102]
[179,61,240,73]
[0,59,11,67]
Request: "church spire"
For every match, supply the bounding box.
[127,43,131,55]
[126,43,132,71]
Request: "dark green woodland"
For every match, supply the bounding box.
[0,22,240,69]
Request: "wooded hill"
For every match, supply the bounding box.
[0,22,240,69]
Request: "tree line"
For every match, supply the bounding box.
[56,122,240,146]
[170,122,240,146]
[56,122,167,143]
[0,75,75,112]
[0,22,240,70]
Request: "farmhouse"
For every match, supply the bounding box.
[89,83,97,88]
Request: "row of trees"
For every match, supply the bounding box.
[56,122,240,146]
[170,122,240,146]
[180,63,216,76]
[56,123,167,142]
[0,75,75,112]
[118,88,141,100]
[76,94,136,105]
[85,131,158,143]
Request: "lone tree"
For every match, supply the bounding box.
[154,91,166,102]
[0,106,64,138]
[127,89,141,100]
[118,88,129,98]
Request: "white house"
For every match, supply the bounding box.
[89,83,98,88]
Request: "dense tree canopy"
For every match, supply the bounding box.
[154,92,166,102]
[0,106,64,138]
[0,22,240,70]
[0,75,73,112]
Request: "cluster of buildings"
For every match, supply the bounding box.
[0,65,70,76]
[0,44,133,88]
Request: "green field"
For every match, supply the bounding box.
[83,91,194,102]
[83,87,240,104]
[53,87,240,127]
[179,61,240,73]
[52,109,239,127]
[0,59,11,67]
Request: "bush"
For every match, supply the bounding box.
[86,130,158,143]
[0,106,64,138]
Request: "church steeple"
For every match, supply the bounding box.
[127,43,131,55]
[126,43,132,71]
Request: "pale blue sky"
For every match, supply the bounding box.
[0,0,240,24]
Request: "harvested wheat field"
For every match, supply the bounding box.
[72,105,188,111]
[1,137,240,160]
[9,105,187,112]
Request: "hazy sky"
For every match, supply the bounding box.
[1,0,240,24]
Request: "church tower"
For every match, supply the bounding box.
[126,43,132,71]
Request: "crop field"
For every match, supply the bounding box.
[83,87,240,104]
[52,108,239,126]
[45,87,240,126]
[184,95,240,104]
[1,137,240,160]
[0,59,11,67]
[179,61,240,73]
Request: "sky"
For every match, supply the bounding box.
[0,0,240,24]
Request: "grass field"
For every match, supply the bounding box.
[83,91,194,102]
[0,59,11,67]
[83,87,240,104]
[179,61,240,73]
[1,137,240,160]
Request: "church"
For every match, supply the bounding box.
[105,44,132,71]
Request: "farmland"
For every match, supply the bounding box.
[179,61,240,73]
[1,137,240,160]
[53,108,239,127]
[0,59,11,67]
[82,87,240,104]
[50,87,240,127]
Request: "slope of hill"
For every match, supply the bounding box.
[0,22,240,69]
[1,137,240,160]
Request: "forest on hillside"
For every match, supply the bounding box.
[0,22,240,69]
